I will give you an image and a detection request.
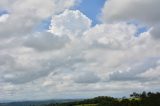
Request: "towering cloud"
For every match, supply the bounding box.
[49,9,92,37]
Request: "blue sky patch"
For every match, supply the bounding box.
[136,27,149,36]
[0,9,8,16]
[36,17,51,31]
[127,20,149,37]
[36,0,106,31]
[74,0,106,26]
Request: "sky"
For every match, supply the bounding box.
[74,0,106,25]
[0,0,160,101]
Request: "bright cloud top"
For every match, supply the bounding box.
[0,0,160,101]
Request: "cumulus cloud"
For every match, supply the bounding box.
[102,0,160,24]
[0,14,9,23]
[83,23,137,49]
[0,0,77,38]
[102,0,160,38]
[109,58,160,81]
[23,32,70,51]
[49,9,92,37]
[138,65,160,80]
[150,24,160,39]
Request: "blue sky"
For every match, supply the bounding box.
[37,0,148,36]
[37,0,149,36]
[0,9,8,16]
[74,0,106,25]
[37,0,106,30]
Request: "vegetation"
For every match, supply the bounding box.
[1,91,160,106]
[44,91,160,106]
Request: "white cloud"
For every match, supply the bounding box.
[109,58,160,81]
[1,20,160,100]
[138,60,160,80]
[0,0,77,38]
[0,14,9,23]
[83,23,137,49]
[102,0,160,38]
[23,32,70,51]
[49,9,92,38]
[102,0,160,25]
[150,24,160,39]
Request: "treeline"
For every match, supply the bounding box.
[44,91,160,106]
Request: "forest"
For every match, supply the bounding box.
[44,91,160,106]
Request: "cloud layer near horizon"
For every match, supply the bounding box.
[0,0,160,100]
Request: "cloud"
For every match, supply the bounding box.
[138,65,160,80]
[150,24,160,39]
[0,54,14,66]
[49,9,92,37]
[0,14,9,23]
[0,0,160,101]
[102,0,160,38]
[102,0,160,25]
[74,71,100,83]
[23,32,70,51]
[109,58,160,81]
[83,23,137,49]
[0,0,77,38]
[1,19,160,100]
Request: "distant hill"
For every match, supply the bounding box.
[1,91,160,106]
[0,99,82,106]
